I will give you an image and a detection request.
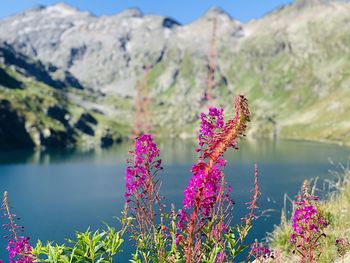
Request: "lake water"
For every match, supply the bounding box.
[0,139,349,260]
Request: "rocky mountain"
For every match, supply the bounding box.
[0,4,241,95]
[0,0,350,150]
[0,42,83,89]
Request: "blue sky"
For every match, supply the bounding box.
[0,0,294,23]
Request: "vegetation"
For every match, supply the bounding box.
[33,227,125,262]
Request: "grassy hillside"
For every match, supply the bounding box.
[0,64,129,150]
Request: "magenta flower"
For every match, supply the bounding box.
[183,105,232,213]
[124,134,165,248]
[198,107,224,148]
[216,251,225,262]
[183,162,222,216]
[7,237,34,263]
[180,106,229,231]
[248,241,271,261]
[180,96,251,262]
[290,181,328,262]
[291,200,327,243]
[1,192,34,263]
[291,203,326,238]
[125,134,161,200]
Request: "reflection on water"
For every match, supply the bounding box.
[1,139,348,165]
[0,139,349,259]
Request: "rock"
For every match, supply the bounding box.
[0,99,35,150]
[47,105,71,127]
[79,113,98,125]
[40,128,76,148]
[0,67,23,89]
[162,17,181,29]
[0,42,84,89]
[100,135,113,148]
[100,130,122,148]
[74,113,97,136]
[75,121,94,136]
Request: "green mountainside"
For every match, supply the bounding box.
[0,48,128,150]
[0,0,350,150]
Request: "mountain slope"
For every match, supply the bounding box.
[0,45,127,150]
[233,0,350,143]
[0,0,349,148]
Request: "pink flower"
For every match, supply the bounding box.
[1,192,34,263]
[125,134,161,200]
[216,251,225,262]
[181,96,250,220]
[198,107,224,148]
[248,241,271,261]
[290,197,327,243]
[7,237,34,263]
[183,163,222,216]
[290,181,328,261]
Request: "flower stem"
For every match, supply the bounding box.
[3,192,18,242]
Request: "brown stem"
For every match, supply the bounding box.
[3,192,18,242]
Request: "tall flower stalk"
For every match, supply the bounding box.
[123,95,257,262]
[240,163,260,240]
[290,181,328,263]
[124,134,166,261]
[178,95,251,262]
[1,192,34,263]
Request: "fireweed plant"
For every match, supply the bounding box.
[124,134,168,262]
[290,181,328,263]
[123,95,261,262]
[1,192,34,263]
[247,241,271,262]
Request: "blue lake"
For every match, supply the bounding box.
[0,139,349,260]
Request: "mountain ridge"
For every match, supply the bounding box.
[0,0,350,150]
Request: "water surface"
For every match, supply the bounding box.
[0,139,349,260]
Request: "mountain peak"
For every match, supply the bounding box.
[45,2,82,16]
[116,8,143,18]
[52,2,76,10]
[293,0,332,8]
[203,7,232,19]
